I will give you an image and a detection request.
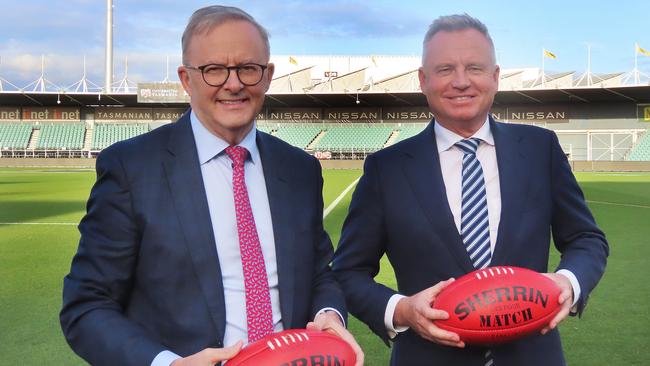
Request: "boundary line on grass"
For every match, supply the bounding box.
[1,196,646,226]
[586,200,650,209]
[0,222,77,225]
[323,177,360,219]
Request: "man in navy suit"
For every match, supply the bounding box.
[60,6,362,366]
[332,14,608,365]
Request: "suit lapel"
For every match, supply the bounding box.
[490,119,529,265]
[162,113,227,341]
[401,122,475,272]
[257,132,296,329]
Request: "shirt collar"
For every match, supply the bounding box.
[190,110,259,165]
[434,116,495,153]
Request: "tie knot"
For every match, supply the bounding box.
[455,138,481,155]
[225,145,248,167]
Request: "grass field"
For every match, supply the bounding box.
[1,167,649,365]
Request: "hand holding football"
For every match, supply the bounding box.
[433,266,562,345]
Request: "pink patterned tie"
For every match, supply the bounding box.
[225,145,273,342]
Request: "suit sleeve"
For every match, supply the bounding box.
[307,157,348,323]
[332,154,398,342]
[548,131,609,314]
[60,147,165,366]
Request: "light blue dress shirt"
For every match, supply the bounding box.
[153,112,342,366]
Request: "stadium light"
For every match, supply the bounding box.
[57,94,61,104]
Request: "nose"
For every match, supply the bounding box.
[451,69,470,90]
[222,69,244,92]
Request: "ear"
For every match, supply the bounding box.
[263,62,275,91]
[418,67,427,93]
[177,66,192,97]
[492,64,500,90]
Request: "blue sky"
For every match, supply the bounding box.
[0,0,649,89]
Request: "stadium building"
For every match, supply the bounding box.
[1,55,649,170]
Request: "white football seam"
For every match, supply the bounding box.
[266,331,310,351]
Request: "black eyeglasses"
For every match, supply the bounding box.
[184,63,268,87]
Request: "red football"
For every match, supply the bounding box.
[226,329,356,366]
[433,266,562,345]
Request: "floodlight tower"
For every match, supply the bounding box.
[24,55,60,92]
[68,56,101,92]
[575,44,595,87]
[162,55,171,83]
[105,0,113,93]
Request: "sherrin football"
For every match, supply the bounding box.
[226,329,356,366]
[433,266,562,345]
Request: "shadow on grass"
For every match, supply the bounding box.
[580,181,650,207]
[0,200,86,223]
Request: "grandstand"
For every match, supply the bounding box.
[0,55,649,166]
[37,124,85,150]
[92,123,149,150]
[313,124,395,154]
[395,123,428,143]
[0,123,32,149]
[629,131,650,160]
[272,124,322,149]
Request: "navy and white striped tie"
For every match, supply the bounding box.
[456,138,491,269]
[457,138,494,366]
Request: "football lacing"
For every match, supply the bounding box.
[474,266,515,280]
[266,331,310,351]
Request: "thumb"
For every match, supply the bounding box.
[208,341,243,362]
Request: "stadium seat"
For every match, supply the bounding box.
[36,123,85,150]
[394,123,428,143]
[92,123,150,150]
[0,123,32,149]
[628,131,650,161]
[313,124,395,152]
[273,124,324,149]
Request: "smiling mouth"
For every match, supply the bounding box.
[218,98,248,105]
[448,96,474,101]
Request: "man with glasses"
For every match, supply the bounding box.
[61,5,362,366]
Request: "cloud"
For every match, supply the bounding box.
[1,0,647,88]
[0,0,432,88]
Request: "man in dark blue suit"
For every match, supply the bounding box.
[332,14,608,365]
[60,6,362,366]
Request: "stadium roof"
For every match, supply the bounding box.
[2,85,650,109]
[2,55,650,108]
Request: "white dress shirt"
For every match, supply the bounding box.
[384,118,580,337]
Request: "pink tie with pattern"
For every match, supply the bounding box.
[225,145,273,343]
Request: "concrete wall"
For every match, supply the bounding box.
[0,158,96,168]
[3,157,650,172]
[570,160,650,172]
[320,159,364,169]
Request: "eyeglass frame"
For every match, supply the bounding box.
[183,63,269,87]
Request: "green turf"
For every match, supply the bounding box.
[0,168,93,365]
[1,168,648,365]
